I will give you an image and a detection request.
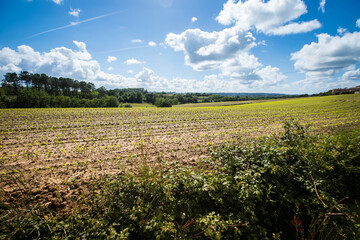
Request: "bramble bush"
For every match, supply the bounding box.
[1,121,359,239]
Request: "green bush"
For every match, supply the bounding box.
[105,96,119,107]
[155,97,173,107]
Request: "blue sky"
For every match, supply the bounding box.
[1,0,360,94]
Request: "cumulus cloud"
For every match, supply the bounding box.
[124,58,143,65]
[0,41,135,88]
[0,42,213,91]
[166,25,286,88]
[0,40,286,92]
[291,27,360,89]
[69,8,81,18]
[191,17,198,23]
[247,66,287,88]
[0,42,219,91]
[319,0,326,13]
[133,67,272,92]
[291,31,360,77]
[295,69,359,91]
[135,67,196,91]
[135,67,154,82]
[266,20,321,35]
[341,69,360,81]
[357,19,360,28]
[107,56,117,63]
[166,27,256,70]
[165,0,329,89]
[148,41,157,47]
[216,0,321,35]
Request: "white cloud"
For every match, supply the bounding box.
[166,26,286,88]
[0,42,203,91]
[319,0,326,13]
[216,0,321,35]
[166,27,256,70]
[247,66,286,88]
[69,8,81,18]
[341,69,360,81]
[131,39,143,43]
[337,27,347,36]
[52,0,63,4]
[266,20,321,35]
[107,56,117,63]
[124,58,143,65]
[291,31,360,76]
[163,0,322,90]
[291,29,360,88]
[0,41,134,88]
[134,67,227,92]
[191,17,198,23]
[295,68,359,91]
[0,41,285,92]
[148,41,157,47]
[356,19,360,28]
[135,67,154,82]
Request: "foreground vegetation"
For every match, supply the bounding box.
[1,121,359,239]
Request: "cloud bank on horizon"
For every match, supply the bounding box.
[1,0,360,93]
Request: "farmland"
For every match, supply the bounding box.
[1,94,360,239]
[1,95,360,207]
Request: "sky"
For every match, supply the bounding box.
[1,0,360,94]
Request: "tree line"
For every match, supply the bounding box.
[1,71,304,108]
[2,71,96,98]
[0,72,199,108]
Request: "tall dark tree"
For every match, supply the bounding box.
[97,86,107,98]
[65,78,73,96]
[88,82,95,91]
[32,73,42,91]
[40,73,49,93]
[19,71,31,90]
[4,72,20,94]
[59,77,73,96]
[59,77,67,95]
[72,80,80,96]
[50,77,60,95]
[79,81,88,98]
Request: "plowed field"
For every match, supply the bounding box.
[1,95,360,212]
